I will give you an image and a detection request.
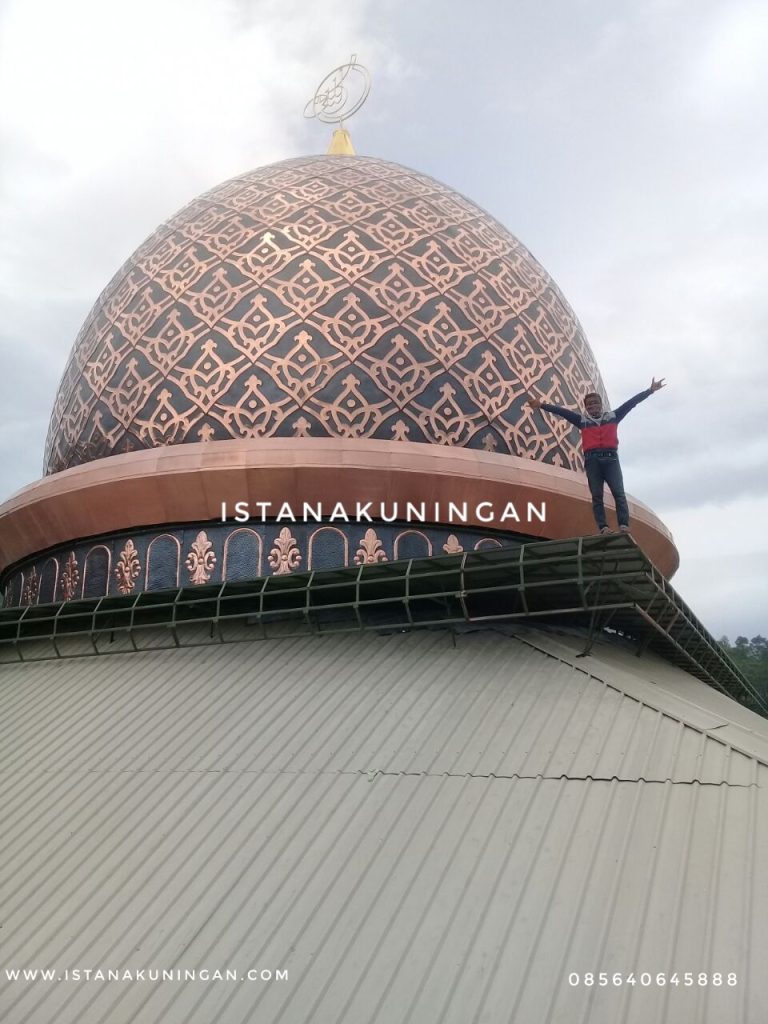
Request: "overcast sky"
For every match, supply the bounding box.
[1,0,766,638]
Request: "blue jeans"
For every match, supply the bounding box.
[584,449,629,529]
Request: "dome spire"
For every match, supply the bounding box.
[303,56,371,155]
[326,128,355,155]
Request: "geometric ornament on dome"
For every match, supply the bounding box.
[44,154,607,476]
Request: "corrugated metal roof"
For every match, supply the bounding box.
[1,627,767,1023]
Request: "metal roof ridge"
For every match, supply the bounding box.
[510,625,768,767]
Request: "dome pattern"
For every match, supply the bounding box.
[44,155,606,475]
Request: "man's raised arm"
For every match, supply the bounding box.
[527,394,582,428]
[613,376,666,422]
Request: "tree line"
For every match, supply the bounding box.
[719,635,768,705]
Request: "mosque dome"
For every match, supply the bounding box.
[0,151,678,602]
[44,155,606,475]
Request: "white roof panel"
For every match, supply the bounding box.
[1,627,766,1023]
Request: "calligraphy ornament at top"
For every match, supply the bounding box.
[303,56,371,125]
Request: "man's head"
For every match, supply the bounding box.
[583,392,603,417]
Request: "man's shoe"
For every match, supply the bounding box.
[619,525,631,534]
[599,526,614,535]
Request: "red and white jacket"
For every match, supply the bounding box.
[540,389,653,453]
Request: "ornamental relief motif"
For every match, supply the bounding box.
[153,240,219,298]
[458,349,518,421]
[361,333,441,407]
[169,337,241,412]
[268,528,301,575]
[22,567,39,605]
[44,155,606,476]
[186,531,216,585]
[218,294,296,363]
[312,373,391,438]
[265,329,340,404]
[412,298,483,368]
[309,290,395,360]
[134,388,196,447]
[141,309,204,376]
[83,327,132,395]
[355,529,387,565]
[318,227,389,280]
[102,266,148,324]
[102,356,160,427]
[115,540,141,594]
[60,552,80,602]
[231,228,301,284]
[216,374,293,438]
[413,383,486,447]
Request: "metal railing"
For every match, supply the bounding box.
[1,534,762,715]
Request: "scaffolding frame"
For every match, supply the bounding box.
[1,534,762,715]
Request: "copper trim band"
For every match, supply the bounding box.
[0,439,678,578]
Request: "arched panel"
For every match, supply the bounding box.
[474,538,503,551]
[38,558,60,604]
[82,545,112,598]
[145,534,181,590]
[4,572,22,608]
[222,529,263,581]
[307,526,349,570]
[393,529,433,561]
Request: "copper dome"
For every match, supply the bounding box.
[44,155,606,475]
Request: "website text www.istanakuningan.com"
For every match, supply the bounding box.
[4,966,288,983]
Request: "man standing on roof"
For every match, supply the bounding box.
[527,378,666,535]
